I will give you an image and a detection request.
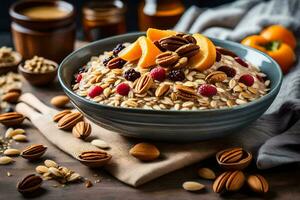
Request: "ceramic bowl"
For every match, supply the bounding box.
[19,59,58,86]
[58,32,282,142]
[0,51,22,75]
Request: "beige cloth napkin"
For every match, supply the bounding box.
[16,93,275,187]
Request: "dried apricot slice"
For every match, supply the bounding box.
[138,36,162,69]
[146,28,177,42]
[119,39,142,62]
[188,33,216,71]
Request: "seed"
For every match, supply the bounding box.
[5,128,25,139]
[182,181,205,191]
[44,159,58,168]
[12,134,27,142]
[3,148,20,156]
[67,173,81,182]
[48,167,63,177]
[85,180,93,188]
[91,139,110,149]
[198,168,216,180]
[0,156,13,165]
[36,165,49,174]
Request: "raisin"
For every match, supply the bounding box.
[124,68,141,82]
[168,69,185,81]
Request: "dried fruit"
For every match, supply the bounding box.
[3,148,20,156]
[112,43,125,56]
[198,84,217,97]
[78,151,112,167]
[17,174,43,194]
[235,57,248,68]
[182,181,205,192]
[72,121,91,140]
[21,144,47,160]
[159,35,189,51]
[1,91,20,103]
[247,174,269,194]
[129,143,160,161]
[134,74,153,94]
[198,168,216,180]
[103,55,114,66]
[150,67,166,81]
[175,85,197,101]
[0,156,13,165]
[217,66,236,77]
[0,112,25,126]
[91,139,109,149]
[116,83,131,96]
[175,43,200,58]
[239,74,254,86]
[168,69,185,81]
[50,95,70,108]
[213,171,245,193]
[88,85,103,98]
[107,57,126,69]
[156,51,179,68]
[124,68,141,82]
[52,110,72,122]
[57,112,83,130]
[205,71,227,84]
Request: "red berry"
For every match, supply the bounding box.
[198,84,217,97]
[88,85,103,98]
[234,57,248,68]
[76,73,82,82]
[150,67,166,81]
[116,83,130,96]
[239,74,254,86]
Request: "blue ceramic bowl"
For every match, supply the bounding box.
[58,32,282,142]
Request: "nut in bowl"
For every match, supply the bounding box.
[0,46,22,75]
[58,29,282,142]
[19,56,58,86]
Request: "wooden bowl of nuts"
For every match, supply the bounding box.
[0,46,22,75]
[18,56,58,86]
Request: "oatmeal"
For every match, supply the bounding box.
[72,29,270,111]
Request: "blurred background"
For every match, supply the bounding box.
[0,0,236,46]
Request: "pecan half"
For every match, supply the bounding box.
[156,51,179,68]
[173,57,188,69]
[153,40,166,52]
[213,171,245,193]
[57,112,83,130]
[52,110,72,122]
[218,147,243,163]
[205,71,227,84]
[21,144,47,161]
[159,36,189,51]
[107,57,126,69]
[175,43,200,58]
[17,174,43,194]
[155,84,170,97]
[1,91,20,103]
[175,85,197,101]
[78,151,112,167]
[247,174,269,194]
[134,74,153,94]
[0,112,25,126]
[183,34,197,44]
[72,121,91,140]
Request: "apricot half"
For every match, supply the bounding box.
[119,39,142,62]
[146,28,177,42]
[188,33,216,71]
[138,36,162,69]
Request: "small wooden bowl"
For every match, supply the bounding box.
[216,149,253,170]
[18,59,58,86]
[77,154,112,168]
[0,52,22,75]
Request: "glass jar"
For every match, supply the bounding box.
[138,0,185,31]
[82,0,126,42]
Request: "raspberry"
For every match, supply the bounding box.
[239,74,254,86]
[150,67,166,81]
[198,84,217,97]
[76,73,82,83]
[217,66,236,77]
[234,57,248,68]
[116,83,130,96]
[124,68,141,82]
[88,86,103,98]
[103,55,114,66]
[168,69,185,81]
[113,44,125,56]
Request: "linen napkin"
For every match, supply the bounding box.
[14,93,290,187]
[175,0,300,169]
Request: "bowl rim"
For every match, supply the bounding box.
[58,32,283,114]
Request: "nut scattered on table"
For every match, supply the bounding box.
[198,167,216,180]
[17,174,43,195]
[21,144,47,160]
[3,148,20,156]
[23,56,56,73]
[50,95,70,108]
[213,170,245,193]
[78,150,112,167]
[91,139,109,149]
[0,112,25,126]
[72,121,91,140]
[129,143,160,161]
[216,147,252,170]
[12,134,27,142]
[52,110,72,122]
[0,156,14,165]
[247,174,269,194]
[44,159,58,168]
[182,181,205,192]
[5,128,25,139]
[1,91,21,103]
[57,112,83,130]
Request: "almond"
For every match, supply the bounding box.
[50,95,70,108]
[182,181,205,191]
[247,174,269,194]
[0,156,14,165]
[52,110,72,122]
[1,91,21,103]
[0,112,25,126]
[198,168,216,180]
[72,121,91,140]
[3,148,21,156]
[5,128,25,139]
[44,159,58,168]
[129,143,160,161]
[57,112,83,130]
[12,134,27,142]
[17,174,43,194]
[21,144,47,160]
[35,165,49,174]
[91,139,109,149]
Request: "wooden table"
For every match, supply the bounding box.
[1,79,300,200]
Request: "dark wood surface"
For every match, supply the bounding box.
[1,79,300,200]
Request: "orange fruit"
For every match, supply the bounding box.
[146,28,177,42]
[188,33,216,71]
[260,25,297,50]
[138,36,162,69]
[119,39,142,62]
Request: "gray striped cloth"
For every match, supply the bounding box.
[174,0,300,169]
